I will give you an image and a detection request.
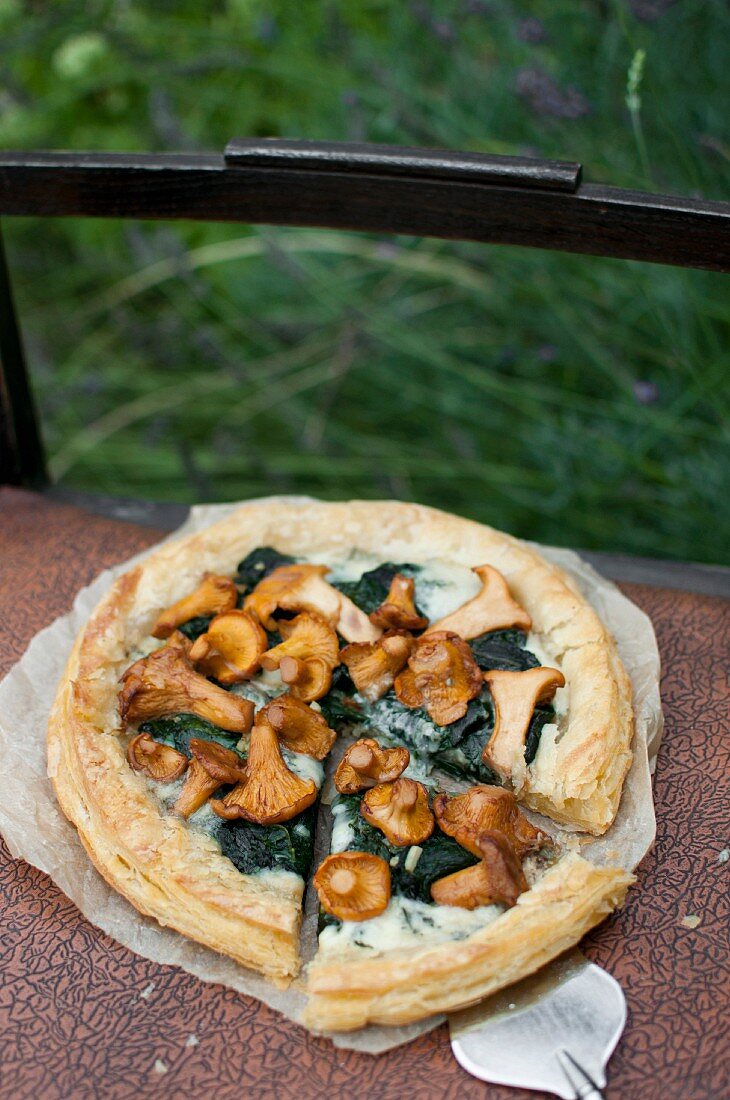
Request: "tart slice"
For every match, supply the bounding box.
[306,782,631,1030]
[49,547,335,985]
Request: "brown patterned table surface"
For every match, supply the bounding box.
[1,487,728,1100]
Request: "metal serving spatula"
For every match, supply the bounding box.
[449,949,626,1099]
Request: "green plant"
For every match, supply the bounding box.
[3,0,728,562]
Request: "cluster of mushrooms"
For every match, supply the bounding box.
[118,558,564,923]
[315,745,549,921]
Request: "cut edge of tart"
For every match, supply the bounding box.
[304,850,633,1030]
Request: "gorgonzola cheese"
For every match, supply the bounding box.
[319,894,503,955]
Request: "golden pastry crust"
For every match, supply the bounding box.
[48,568,303,986]
[48,498,635,1000]
[304,853,633,1031]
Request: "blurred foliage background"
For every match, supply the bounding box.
[2,0,729,563]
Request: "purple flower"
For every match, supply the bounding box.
[629,0,676,22]
[518,18,546,44]
[410,4,456,39]
[633,380,660,405]
[538,344,557,362]
[515,67,591,119]
[253,15,278,43]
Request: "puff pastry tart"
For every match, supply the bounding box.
[48,499,635,1027]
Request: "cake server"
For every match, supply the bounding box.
[449,949,626,1099]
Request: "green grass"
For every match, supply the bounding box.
[2,0,729,563]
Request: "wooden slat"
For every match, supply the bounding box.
[224,138,582,191]
[0,152,728,270]
[0,224,46,485]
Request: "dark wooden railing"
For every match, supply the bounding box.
[1,140,729,491]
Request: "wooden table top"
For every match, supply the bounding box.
[1,486,727,1100]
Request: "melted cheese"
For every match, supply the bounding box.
[251,867,303,889]
[229,677,282,710]
[187,799,224,838]
[522,630,570,762]
[149,775,185,808]
[525,632,554,667]
[323,551,381,582]
[357,695,444,757]
[330,799,356,853]
[284,748,324,788]
[312,552,481,623]
[413,559,481,621]
[319,894,503,956]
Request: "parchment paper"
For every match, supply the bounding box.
[0,498,662,1053]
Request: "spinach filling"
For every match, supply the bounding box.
[140,713,240,755]
[424,692,555,775]
[467,631,554,765]
[427,694,500,782]
[470,629,540,673]
[319,682,554,780]
[348,690,496,784]
[234,546,295,594]
[317,664,361,728]
[524,705,557,764]
[176,615,213,641]
[218,804,317,879]
[141,557,556,888]
[139,712,316,880]
[321,794,479,929]
[327,562,554,770]
[333,561,422,616]
[318,613,554,774]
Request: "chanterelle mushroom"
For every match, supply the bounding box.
[188,610,267,684]
[173,738,248,819]
[314,851,391,921]
[163,629,193,654]
[261,613,340,702]
[244,563,336,630]
[279,656,333,703]
[262,613,339,670]
[126,732,188,782]
[261,694,336,760]
[151,573,237,639]
[369,574,428,632]
[243,562,381,643]
[210,718,317,824]
[361,778,434,846]
[431,829,528,909]
[482,666,565,781]
[119,642,254,733]
[426,564,531,640]
[334,738,410,794]
[336,592,383,644]
[340,630,414,702]
[278,569,381,642]
[433,785,547,858]
[394,630,483,725]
